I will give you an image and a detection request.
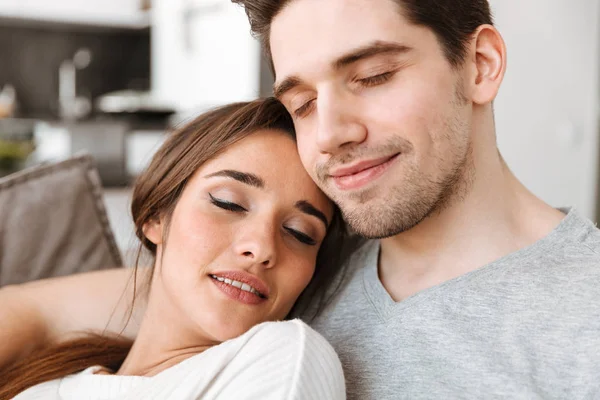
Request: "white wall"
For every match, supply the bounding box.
[0,0,144,24]
[151,0,261,113]
[17,0,140,13]
[490,0,600,219]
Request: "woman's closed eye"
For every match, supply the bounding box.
[209,193,247,212]
[209,193,318,246]
[284,227,317,246]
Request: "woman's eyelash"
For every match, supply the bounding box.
[209,194,316,245]
[285,227,317,246]
[209,194,247,212]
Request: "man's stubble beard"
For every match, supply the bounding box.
[323,86,475,239]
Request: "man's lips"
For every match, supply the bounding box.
[330,154,399,178]
[329,154,400,191]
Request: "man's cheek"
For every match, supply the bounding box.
[297,142,315,172]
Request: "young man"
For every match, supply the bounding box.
[1,0,600,398]
[244,0,599,398]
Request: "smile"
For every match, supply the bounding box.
[330,153,400,191]
[210,274,265,298]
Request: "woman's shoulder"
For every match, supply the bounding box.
[230,319,346,399]
[169,319,339,371]
[12,379,62,400]
[246,318,320,341]
[243,319,338,357]
[126,320,346,400]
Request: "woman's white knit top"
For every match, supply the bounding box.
[13,319,345,400]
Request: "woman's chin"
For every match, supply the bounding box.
[199,315,268,343]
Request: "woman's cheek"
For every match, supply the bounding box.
[296,259,317,293]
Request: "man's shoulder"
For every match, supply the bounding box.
[538,208,600,274]
[293,238,377,317]
[342,237,378,264]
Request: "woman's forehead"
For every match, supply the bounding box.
[208,129,298,170]
[185,129,332,213]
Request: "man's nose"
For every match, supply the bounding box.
[316,90,367,155]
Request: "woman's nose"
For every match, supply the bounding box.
[234,223,277,268]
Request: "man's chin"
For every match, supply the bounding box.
[327,184,381,208]
[340,199,435,239]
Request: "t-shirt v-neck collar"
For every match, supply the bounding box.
[362,207,585,321]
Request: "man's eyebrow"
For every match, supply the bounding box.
[204,170,264,189]
[273,76,303,100]
[273,41,411,99]
[295,200,329,228]
[333,41,412,70]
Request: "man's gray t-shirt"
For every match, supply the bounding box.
[304,208,600,399]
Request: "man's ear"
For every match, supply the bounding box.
[143,218,164,245]
[467,24,507,105]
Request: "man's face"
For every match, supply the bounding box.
[271,0,474,238]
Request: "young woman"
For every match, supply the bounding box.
[0,98,347,399]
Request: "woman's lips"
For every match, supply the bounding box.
[211,278,267,305]
[330,154,400,191]
[209,271,269,306]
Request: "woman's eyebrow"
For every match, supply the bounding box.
[204,170,328,227]
[204,170,264,188]
[295,200,329,228]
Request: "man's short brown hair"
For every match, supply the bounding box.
[232,0,493,73]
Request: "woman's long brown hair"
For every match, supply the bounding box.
[0,98,349,399]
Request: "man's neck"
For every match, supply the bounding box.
[378,150,565,302]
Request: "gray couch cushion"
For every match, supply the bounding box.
[0,154,123,286]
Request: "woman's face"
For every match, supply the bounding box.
[146,129,333,343]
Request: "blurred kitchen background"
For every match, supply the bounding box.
[0,0,271,261]
[0,0,599,261]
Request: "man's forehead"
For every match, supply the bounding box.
[270,0,411,80]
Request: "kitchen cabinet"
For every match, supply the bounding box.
[0,0,149,29]
[490,0,600,220]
